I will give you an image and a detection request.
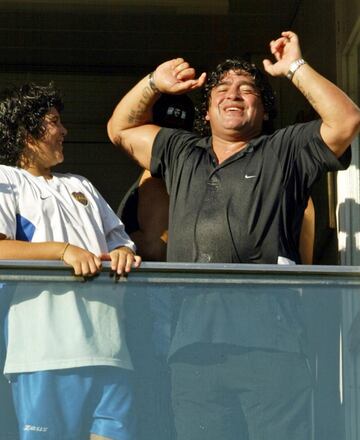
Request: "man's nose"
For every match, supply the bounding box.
[225,85,243,100]
[61,124,68,137]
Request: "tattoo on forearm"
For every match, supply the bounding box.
[295,78,318,112]
[127,84,155,124]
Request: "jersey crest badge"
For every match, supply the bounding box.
[72,191,88,206]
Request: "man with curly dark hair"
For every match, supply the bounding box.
[107,31,360,440]
[193,57,277,137]
[0,82,141,440]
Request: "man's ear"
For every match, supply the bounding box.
[205,111,210,122]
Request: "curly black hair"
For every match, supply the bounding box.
[193,58,277,137]
[0,82,63,166]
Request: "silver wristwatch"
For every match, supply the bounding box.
[286,58,306,81]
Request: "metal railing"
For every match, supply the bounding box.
[0,261,359,440]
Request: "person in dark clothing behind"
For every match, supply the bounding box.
[118,93,195,261]
[107,31,360,440]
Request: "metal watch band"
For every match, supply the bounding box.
[286,58,306,81]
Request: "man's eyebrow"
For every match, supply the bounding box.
[216,79,232,86]
[216,77,256,86]
[237,78,257,87]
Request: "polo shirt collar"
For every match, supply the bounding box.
[198,135,259,165]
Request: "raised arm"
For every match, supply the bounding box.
[107,58,206,169]
[263,31,360,157]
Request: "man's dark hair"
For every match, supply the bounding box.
[0,82,63,166]
[194,58,277,136]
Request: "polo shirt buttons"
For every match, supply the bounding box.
[208,175,220,187]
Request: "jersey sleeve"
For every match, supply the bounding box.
[0,167,17,239]
[80,177,136,252]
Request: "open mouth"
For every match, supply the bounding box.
[223,106,245,114]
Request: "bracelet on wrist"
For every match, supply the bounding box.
[148,71,160,93]
[286,58,306,81]
[60,242,70,261]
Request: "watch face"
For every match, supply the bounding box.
[287,59,305,80]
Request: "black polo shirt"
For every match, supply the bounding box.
[151,119,349,265]
[150,120,350,354]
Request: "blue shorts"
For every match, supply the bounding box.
[9,366,136,440]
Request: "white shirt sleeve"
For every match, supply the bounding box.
[80,177,136,252]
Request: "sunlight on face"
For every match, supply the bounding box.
[23,107,67,176]
[206,70,265,140]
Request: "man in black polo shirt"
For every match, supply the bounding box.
[108,31,360,440]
